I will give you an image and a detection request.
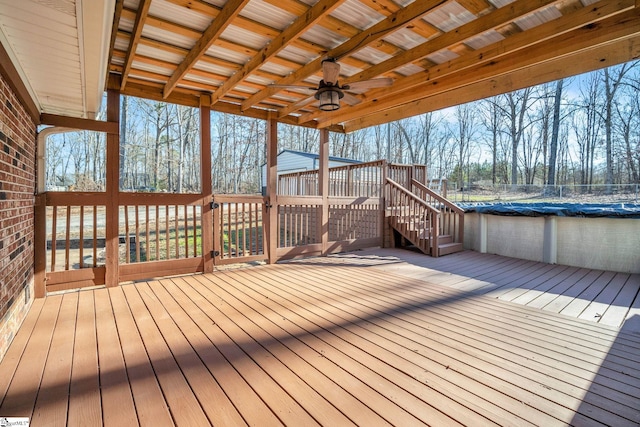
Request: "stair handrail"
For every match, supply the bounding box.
[386,178,440,256]
[411,179,464,214]
[411,179,464,246]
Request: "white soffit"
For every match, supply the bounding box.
[0,0,114,118]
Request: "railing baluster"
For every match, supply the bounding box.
[155,205,160,261]
[124,206,130,264]
[79,206,84,269]
[93,206,98,267]
[145,205,150,260]
[51,206,57,272]
[192,205,197,257]
[135,206,140,262]
[165,205,170,260]
[64,206,71,271]
[183,205,188,258]
[175,205,179,259]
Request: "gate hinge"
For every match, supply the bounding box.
[210,202,219,209]
[211,250,220,257]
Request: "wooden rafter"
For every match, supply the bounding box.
[305,0,637,127]
[120,0,152,90]
[240,0,448,112]
[105,0,124,88]
[342,0,559,88]
[100,0,640,129]
[291,0,560,121]
[210,0,343,106]
[344,34,640,131]
[162,0,252,99]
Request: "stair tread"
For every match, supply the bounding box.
[438,242,463,247]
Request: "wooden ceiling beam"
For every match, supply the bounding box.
[166,0,279,38]
[344,34,640,131]
[307,0,637,126]
[288,0,558,120]
[240,0,448,111]
[105,0,124,89]
[211,0,344,106]
[120,0,152,90]
[116,31,242,74]
[341,0,561,86]
[163,0,252,99]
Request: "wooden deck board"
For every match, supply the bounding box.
[156,277,284,427]
[109,287,174,427]
[121,284,211,426]
[330,248,640,330]
[94,288,139,427]
[136,281,248,427]
[599,274,640,328]
[164,277,321,426]
[30,293,76,426]
[267,264,639,425]
[68,291,102,427]
[0,295,62,418]
[1,249,639,426]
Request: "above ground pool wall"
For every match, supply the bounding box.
[464,213,640,274]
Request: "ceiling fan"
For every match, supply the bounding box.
[271,58,393,112]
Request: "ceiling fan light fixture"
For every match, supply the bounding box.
[315,83,343,111]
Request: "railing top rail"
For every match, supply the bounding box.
[213,194,266,203]
[328,159,386,171]
[278,159,387,179]
[386,178,440,216]
[412,179,464,215]
[278,170,319,179]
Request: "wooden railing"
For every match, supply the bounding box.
[43,192,208,291]
[275,195,383,259]
[328,160,385,197]
[387,163,427,189]
[213,195,267,265]
[278,160,431,197]
[276,196,322,257]
[45,192,107,292]
[329,197,381,243]
[411,179,464,246]
[386,178,440,256]
[278,170,319,196]
[41,165,452,293]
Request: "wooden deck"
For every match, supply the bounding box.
[307,248,640,331]
[1,251,639,426]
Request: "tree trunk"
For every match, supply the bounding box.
[547,79,563,187]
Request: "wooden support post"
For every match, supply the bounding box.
[265,116,278,264]
[381,159,388,248]
[319,129,329,255]
[34,193,47,297]
[200,95,214,273]
[105,78,120,287]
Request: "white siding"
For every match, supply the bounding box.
[261,151,359,193]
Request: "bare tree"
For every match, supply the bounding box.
[602,63,635,192]
[547,79,564,188]
[452,104,479,189]
[494,89,533,190]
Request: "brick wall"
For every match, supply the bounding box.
[0,72,36,361]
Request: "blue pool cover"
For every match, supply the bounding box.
[459,202,640,218]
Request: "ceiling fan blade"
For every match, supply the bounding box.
[322,59,340,85]
[342,92,362,106]
[292,95,317,108]
[343,77,393,92]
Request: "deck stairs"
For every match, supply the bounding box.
[386,178,464,257]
